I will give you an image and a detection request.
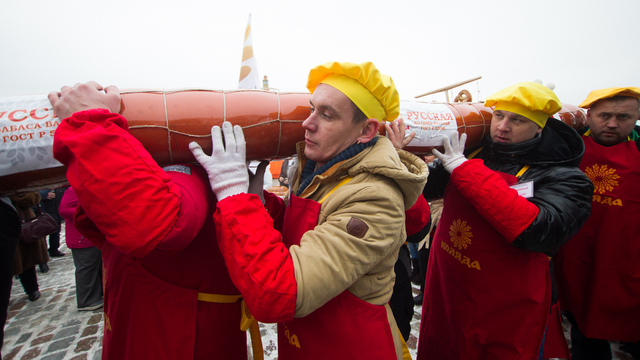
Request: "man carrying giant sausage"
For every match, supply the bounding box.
[190,61,429,359]
[49,82,257,360]
[415,82,594,359]
[555,87,640,359]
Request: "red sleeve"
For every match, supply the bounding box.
[153,166,213,252]
[450,159,540,242]
[53,109,201,258]
[72,167,212,253]
[405,194,430,236]
[214,193,297,323]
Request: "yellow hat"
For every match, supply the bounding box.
[485,81,562,128]
[579,87,640,109]
[306,61,399,122]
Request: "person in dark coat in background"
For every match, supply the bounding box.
[38,187,68,258]
[385,117,432,340]
[10,192,50,302]
[0,197,21,360]
[389,196,430,341]
[278,157,293,188]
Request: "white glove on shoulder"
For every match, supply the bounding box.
[432,133,467,174]
[189,122,249,201]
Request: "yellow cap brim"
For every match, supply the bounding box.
[579,87,640,109]
[494,101,548,128]
[319,74,386,122]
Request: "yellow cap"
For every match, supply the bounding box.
[306,61,399,122]
[579,87,640,109]
[485,81,562,128]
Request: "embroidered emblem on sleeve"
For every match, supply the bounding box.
[346,217,369,238]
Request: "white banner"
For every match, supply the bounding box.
[392,101,458,147]
[0,94,62,176]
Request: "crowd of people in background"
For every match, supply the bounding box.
[1,186,105,358]
[1,60,639,360]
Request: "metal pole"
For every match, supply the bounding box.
[415,76,482,99]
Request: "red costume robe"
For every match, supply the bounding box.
[556,135,640,342]
[53,109,248,360]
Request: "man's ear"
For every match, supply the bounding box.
[357,118,380,143]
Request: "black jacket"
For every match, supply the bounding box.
[38,187,67,223]
[425,118,594,256]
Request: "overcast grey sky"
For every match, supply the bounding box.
[1,0,638,105]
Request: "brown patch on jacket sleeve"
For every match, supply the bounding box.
[346,217,369,238]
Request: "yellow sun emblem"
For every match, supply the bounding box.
[584,164,620,194]
[449,219,473,250]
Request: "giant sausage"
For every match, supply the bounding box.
[0,89,586,195]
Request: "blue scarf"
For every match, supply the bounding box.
[296,137,378,196]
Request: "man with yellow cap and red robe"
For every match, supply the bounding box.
[555,87,640,359]
[189,61,429,359]
[416,82,594,359]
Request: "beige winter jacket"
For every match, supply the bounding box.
[287,136,428,358]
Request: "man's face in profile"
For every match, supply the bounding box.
[302,84,366,167]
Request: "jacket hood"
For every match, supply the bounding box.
[345,137,428,210]
[483,118,585,167]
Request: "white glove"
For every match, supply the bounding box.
[189,122,249,201]
[432,133,467,174]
